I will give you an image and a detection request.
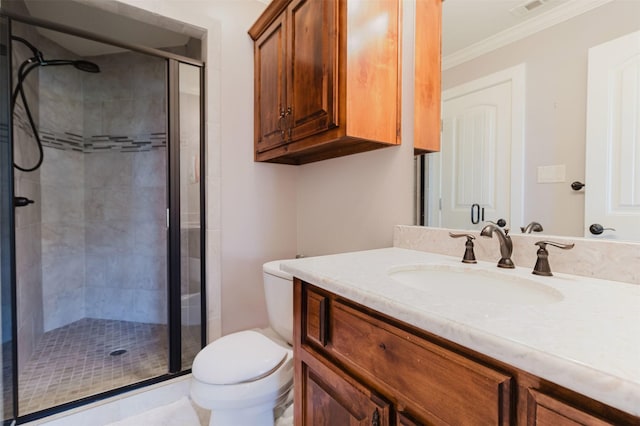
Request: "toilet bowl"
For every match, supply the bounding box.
[191,260,293,426]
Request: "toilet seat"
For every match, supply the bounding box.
[190,330,294,413]
[192,330,288,385]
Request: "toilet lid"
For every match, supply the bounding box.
[192,330,289,385]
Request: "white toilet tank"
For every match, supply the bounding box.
[263,260,293,345]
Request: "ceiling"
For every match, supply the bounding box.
[22,0,200,57]
[442,0,614,58]
[20,0,613,61]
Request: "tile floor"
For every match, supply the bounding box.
[16,318,201,415]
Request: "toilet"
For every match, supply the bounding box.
[191,260,294,426]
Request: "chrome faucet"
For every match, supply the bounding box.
[520,221,543,233]
[480,222,515,268]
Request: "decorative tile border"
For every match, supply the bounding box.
[13,109,166,153]
[0,122,9,139]
[40,129,84,152]
[85,133,167,153]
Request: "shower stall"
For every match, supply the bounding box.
[0,3,205,423]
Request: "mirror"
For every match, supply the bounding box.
[419,0,640,241]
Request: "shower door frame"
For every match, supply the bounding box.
[0,14,18,426]
[0,10,207,424]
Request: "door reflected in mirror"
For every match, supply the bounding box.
[419,0,640,242]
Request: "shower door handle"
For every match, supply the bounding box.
[14,196,35,207]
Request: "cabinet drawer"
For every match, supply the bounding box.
[329,301,512,426]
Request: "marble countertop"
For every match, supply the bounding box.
[281,247,640,416]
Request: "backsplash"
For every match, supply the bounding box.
[394,225,640,285]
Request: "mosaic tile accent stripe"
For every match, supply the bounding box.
[85,132,167,153]
[12,109,166,153]
[0,122,10,137]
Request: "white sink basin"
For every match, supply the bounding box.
[388,264,564,305]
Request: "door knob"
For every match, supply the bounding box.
[589,223,615,235]
[571,181,585,191]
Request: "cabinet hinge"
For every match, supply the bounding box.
[372,408,380,426]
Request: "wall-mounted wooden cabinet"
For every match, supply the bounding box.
[414,0,442,154]
[294,280,640,425]
[249,0,407,165]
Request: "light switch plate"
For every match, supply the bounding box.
[537,165,566,183]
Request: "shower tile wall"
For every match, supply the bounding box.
[37,36,86,332]
[83,52,167,324]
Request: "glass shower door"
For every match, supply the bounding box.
[9,21,172,415]
[178,62,204,368]
[2,13,205,419]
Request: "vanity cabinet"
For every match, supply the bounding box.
[249,0,408,165]
[294,279,640,426]
[295,281,513,425]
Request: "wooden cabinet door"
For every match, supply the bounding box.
[254,13,287,154]
[527,389,614,426]
[286,0,339,143]
[300,357,390,426]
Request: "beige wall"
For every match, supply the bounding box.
[443,1,640,237]
[118,0,416,338]
[296,0,417,256]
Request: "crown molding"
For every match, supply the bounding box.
[442,0,615,70]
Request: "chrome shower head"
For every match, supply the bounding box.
[39,59,100,73]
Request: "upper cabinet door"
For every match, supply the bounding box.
[254,13,288,155]
[287,0,338,143]
[249,0,412,165]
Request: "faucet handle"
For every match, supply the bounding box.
[449,232,477,264]
[532,241,575,276]
[535,241,574,251]
[520,221,543,233]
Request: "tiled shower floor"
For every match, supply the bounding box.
[17,318,201,415]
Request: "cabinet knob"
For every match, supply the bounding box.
[278,107,286,140]
[286,107,292,140]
